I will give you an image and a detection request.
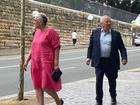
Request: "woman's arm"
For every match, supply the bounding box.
[54,47,60,70]
[24,50,32,71]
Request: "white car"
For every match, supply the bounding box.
[134,34,140,46]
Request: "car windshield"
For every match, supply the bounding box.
[135,33,140,38]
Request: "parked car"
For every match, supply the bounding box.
[134,33,140,46]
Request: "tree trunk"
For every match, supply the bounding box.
[17,0,25,101]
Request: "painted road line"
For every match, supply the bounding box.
[60,57,84,61]
[0,65,19,69]
[0,57,84,69]
[0,63,77,70]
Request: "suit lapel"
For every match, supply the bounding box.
[96,29,101,41]
[95,29,101,56]
[111,29,115,48]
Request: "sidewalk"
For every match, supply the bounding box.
[51,69,140,105]
[1,69,139,105]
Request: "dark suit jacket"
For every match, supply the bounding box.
[87,28,127,70]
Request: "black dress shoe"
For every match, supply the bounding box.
[60,99,64,105]
[95,102,102,105]
[111,97,117,105]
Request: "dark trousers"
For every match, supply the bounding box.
[72,39,77,45]
[95,58,118,103]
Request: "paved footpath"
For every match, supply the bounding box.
[48,69,140,105]
[0,69,140,105]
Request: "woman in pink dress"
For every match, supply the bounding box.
[24,11,63,105]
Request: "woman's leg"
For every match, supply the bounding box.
[45,88,62,105]
[35,89,44,105]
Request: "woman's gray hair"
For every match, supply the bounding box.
[32,11,48,25]
[32,11,41,19]
[40,13,48,25]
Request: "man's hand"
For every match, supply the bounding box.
[122,59,127,65]
[85,58,91,65]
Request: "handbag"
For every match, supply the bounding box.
[52,68,62,82]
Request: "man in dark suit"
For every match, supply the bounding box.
[86,15,127,105]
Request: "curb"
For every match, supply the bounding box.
[0,45,88,56]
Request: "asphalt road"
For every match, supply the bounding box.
[0,46,140,97]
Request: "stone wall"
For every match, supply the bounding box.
[0,0,21,48]
[0,0,132,49]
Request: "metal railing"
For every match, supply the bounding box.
[35,0,137,23]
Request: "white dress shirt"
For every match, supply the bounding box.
[100,29,112,58]
[71,32,77,39]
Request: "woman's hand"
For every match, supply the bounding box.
[23,61,28,71]
[23,52,31,71]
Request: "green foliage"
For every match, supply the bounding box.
[131,0,140,14]
[35,0,140,14]
[96,0,140,14]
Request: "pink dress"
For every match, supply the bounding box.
[31,26,61,91]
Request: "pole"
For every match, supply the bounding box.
[17,0,25,100]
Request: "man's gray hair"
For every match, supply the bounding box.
[100,15,111,23]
